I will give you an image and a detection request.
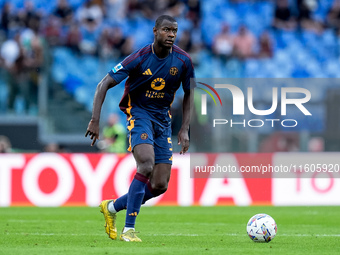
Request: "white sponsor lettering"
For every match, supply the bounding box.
[0,154,25,206]
[71,154,118,206]
[22,154,74,206]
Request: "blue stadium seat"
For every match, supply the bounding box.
[244,14,265,36]
[33,0,55,13]
[276,30,300,49]
[244,59,260,77]
[52,62,67,83]
[258,1,275,27]
[74,85,90,105]
[68,0,85,9]
[231,2,253,20]
[222,9,240,31]
[201,17,224,47]
[64,74,84,95]
[305,60,325,78]
[325,60,340,78]
[9,0,24,8]
[81,56,99,74]
[291,68,310,78]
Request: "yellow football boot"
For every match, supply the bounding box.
[99,199,117,240]
[120,229,142,242]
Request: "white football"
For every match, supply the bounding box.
[246,213,277,242]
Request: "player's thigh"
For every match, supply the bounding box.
[128,118,155,176]
[153,125,173,165]
[127,117,154,152]
[133,143,155,170]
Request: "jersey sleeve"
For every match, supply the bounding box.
[182,56,195,92]
[108,51,141,84]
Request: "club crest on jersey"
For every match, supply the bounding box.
[112,63,123,73]
[169,66,178,76]
[141,133,148,140]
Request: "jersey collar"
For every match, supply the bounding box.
[151,43,172,55]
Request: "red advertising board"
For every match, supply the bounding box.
[0,153,339,206]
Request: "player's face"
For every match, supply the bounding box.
[154,20,178,48]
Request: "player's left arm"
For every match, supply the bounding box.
[178,56,195,155]
[178,88,193,155]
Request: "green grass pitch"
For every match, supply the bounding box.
[1,206,339,255]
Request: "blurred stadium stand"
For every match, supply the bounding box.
[0,0,340,152]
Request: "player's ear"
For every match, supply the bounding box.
[153,26,158,36]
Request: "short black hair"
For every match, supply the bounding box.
[155,15,177,28]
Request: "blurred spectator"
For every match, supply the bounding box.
[233,25,256,59]
[98,26,133,59]
[79,20,101,55]
[21,31,44,113]
[0,2,13,37]
[52,0,74,26]
[21,1,41,32]
[43,16,62,46]
[272,0,297,31]
[177,29,193,53]
[0,135,12,153]
[138,0,182,20]
[97,113,126,153]
[112,27,133,57]
[43,142,62,152]
[126,0,141,19]
[308,137,325,152]
[212,23,234,62]
[257,31,273,59]
[166,0,186,18]
[259,132,300,152]
[186,0,200,27]
[65,21,82,53]
[326,0,340,32]
[104,0,127,23]
[98,26,115,58]
[1,4,26,37]
[140,0,166,20]
[0,33,25,113]
[297,0,323,34]
[76,0,103,28]
[76,0,103,55]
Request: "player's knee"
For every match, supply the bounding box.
[137,158,154,177]
[151,182,168,196]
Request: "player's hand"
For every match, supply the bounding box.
[177,128,189,155]
[85,120,100,146]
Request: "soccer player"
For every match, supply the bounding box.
[85,15,194,242]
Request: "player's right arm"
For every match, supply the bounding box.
[85,47,145,146]
[85,74,118,146]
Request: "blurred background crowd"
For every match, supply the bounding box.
[0,0,340,153]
